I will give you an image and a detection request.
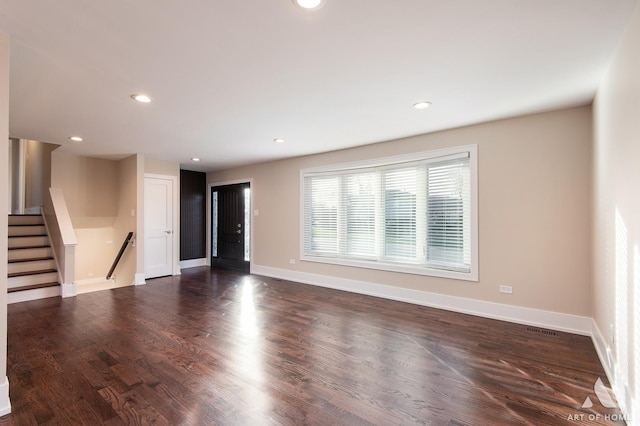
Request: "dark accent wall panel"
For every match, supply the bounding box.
[180,169,207,260]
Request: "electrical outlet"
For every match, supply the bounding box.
[610,323,615,345]
[289,259,296,264]
[499,285,513,294]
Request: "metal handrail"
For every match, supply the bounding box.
[106,232,134,280]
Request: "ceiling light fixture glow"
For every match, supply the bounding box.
[413,101,432,110]
[274,138,285,144]
[131,94,152,103]
[191,157,201,162]
[293,0,326,10]
[69,136,84,142]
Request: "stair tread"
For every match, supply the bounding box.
[7,215,57,299]
[7,282,59,293]
[8,245,51,250]
[8,257,55,264]
[8,268,57,278]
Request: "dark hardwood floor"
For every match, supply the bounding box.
[1,267,624,425]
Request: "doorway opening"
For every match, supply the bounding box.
[211,183,250,272]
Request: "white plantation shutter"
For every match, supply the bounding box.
[302,146,476,280]
[342,172,376,258]
[426,157,471,272]
[382,167,418,260]
[303,176,339,256]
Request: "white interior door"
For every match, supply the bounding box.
[145,177,174,278]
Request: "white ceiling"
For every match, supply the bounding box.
[0,0,636,172]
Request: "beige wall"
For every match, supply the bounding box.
[111,155,139,286]
[51,152,118,281]
[145,157,179,177]
[71,226,116,281]
[51,152,141,286]
[593,1,640,418]
[135,155,145,279]
[0,31,10,411]
[209,106,593,316]
[52,151,118,227]
[24,140,58,212]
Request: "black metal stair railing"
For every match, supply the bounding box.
[106,232,134,280]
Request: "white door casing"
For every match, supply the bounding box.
[144,176,174,278]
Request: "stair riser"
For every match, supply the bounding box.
[8,225,47,237]
[8,272,58,289]
[8,236,49,249]
[8,259,57,275]
[8,247,54,261]
[8,216,44,226]
[8,286,61,304]
[7,215,60,303]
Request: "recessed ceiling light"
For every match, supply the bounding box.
[274,138,286,144]
[68,136,84,142]
[413,101,432,110]
[131,94,152,103]
[292,0,326,10]
[191,157,201,162]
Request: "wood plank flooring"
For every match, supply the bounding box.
[0,267,625,425]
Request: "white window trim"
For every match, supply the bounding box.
[299,145,478,282]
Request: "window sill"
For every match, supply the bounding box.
[300,255,478,282]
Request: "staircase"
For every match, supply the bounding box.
[7,214,61,303]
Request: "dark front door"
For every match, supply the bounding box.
[212,183,250,272]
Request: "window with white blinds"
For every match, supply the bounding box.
[301,145,477,281]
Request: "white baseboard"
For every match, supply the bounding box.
[591,320,615,384]
[61,282,77,298]
[251,265,593,335]
[591,320,636,424]
[0,377,10,416]
[134,273,146,286]
[179,258,207,269]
